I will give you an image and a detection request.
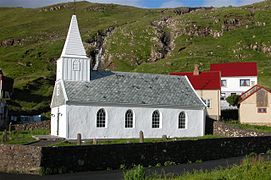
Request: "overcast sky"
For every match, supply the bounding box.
[0,0,265,8]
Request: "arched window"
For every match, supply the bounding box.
[72,60,80,71]
[125,110,133,128]
[97,109,106,128]
[152,110,160,128]
[179,112,186,129]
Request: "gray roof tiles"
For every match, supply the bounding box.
[63,71,205,108]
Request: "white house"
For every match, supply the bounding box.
[50,15,206,139]
[210,62,258,109]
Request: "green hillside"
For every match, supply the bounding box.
[0,1,271,115]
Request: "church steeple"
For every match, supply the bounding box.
[56,15,91,81]
[61,15,87,58]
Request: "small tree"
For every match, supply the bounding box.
[226,94,240,107]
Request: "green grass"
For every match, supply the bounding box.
[49,135,222,147]
[1,1,271,114]
[133,155,271,180]
[124,165,146,180]
[153,157,271,180]
[0,129,50,144]
[226,120,271,133]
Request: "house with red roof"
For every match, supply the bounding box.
[170,65,221,120]
[239,85,271,126]
[210,62,258,109]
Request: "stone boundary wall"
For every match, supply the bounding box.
[0,145,42,174]
[1,136,271,174]
[40,136,271,174]
[213,121,271,137]
[11,120,50,131]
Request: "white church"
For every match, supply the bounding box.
[50,15,206,139]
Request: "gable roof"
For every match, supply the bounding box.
[61,15,87,58]
[210,62,257,77]
[170,71,221,90]
[61,71,205,108]
[240,84,271,103]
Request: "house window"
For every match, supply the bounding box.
[221,80,227,87]
[257,89,268,107]
[152,110,160,128]
[72,60,80,71]
[221,93,226,100]
[97,109,106,128]
[125,110,133,128]
[240,79,250,87]
[258,108,267,113]
[179,112,186,129]
[203,99,211,108]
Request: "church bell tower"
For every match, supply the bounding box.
[56,15,91,81]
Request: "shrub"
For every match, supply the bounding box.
[226,94,240,107]
[124,165,145,180]
[164,161,176,166]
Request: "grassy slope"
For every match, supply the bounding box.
[0,1,271,114]
[49,135,222,147]
[150,156,271,180]
[0,129,49,144]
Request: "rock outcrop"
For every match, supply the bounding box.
[85,27,115,70]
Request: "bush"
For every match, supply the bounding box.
[226,94,240,107]
[124,165,145,180]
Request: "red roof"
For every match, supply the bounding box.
[170,71,221,90]
[240,84,271,103]
[210,62,257,77]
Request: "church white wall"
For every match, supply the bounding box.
[56,59,63,81]
[64,104,205,139]
[51,105,67,137]
[56,57,91,81]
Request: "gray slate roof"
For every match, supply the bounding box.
[63,71,205,108]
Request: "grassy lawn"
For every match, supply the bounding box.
[0,130,222,146]
[225,120,271,133]
[0,129,49,144]
[152,157,271,180]
[49,135,222,147]
[124,155,271,180]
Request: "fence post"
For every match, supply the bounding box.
[8,122,12,133]
[93,138,97,145]
[2,129,8,143]
[77,133,82,146]
[139,131,144,143]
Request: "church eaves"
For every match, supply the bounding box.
[61,15,87,58]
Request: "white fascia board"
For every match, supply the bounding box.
[184,75,207,109]
[60,80,69,102]
[50,84,57,108]
[221,76,258,78]
[61,55,90,59]
[66,101,205,110]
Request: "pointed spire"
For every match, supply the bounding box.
[61,15,87,58]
